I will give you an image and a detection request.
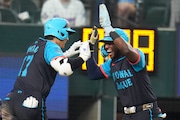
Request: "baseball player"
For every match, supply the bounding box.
[86,4,166,120]
[0,17,91,120]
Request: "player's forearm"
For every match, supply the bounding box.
[110,31,129,53]
[110,31,139,62]
[68,57,84,70]
[86,53,105,80]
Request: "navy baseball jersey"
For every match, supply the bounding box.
[100,49,157,107]
[13,37,63,98]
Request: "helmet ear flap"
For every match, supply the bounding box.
[58,28,68,40]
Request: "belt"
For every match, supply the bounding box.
[124,102,154,114]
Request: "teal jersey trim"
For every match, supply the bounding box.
[44,40,64,65]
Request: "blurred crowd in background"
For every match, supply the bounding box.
[0,0,180,28]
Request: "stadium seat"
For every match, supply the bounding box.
[31,9,41,24]
[10,0,38,23]
[142,0,171,27]
[0,7,19,23]
[144,7,169,27]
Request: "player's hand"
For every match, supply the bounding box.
[79,41,91,61]
[100,44,109,60]
[22,96,38,108]
[64,40,82,57]
[89,26,98,45]
[99,4,114,36]
[99,4,111,28]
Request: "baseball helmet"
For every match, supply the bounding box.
[99,28,129,43]
[44,18,76,40]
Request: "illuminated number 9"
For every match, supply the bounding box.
[18,55,34,77]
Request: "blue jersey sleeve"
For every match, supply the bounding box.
[44,41,64,65]
[100,59,112,77]
[131,49,146,72]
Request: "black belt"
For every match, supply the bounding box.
[124,102,155,114]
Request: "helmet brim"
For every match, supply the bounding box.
[67,28,76,35]
[99,36,113,42]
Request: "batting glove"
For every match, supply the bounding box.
[100,44,109,60]
[64,40,82,57]
[79,41,91,61]
[99,4,114,36]
[22,96,38,108]
[89,26,98,45]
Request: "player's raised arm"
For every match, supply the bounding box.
[99,4,139,63]
[86,26,109,80]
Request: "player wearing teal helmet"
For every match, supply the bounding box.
[86,4,166,120]
[1,17,91,120]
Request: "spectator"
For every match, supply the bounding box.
[117,0,136,27]
[8,0,39,23]
[0,0,12,8]
[41,0,86,27]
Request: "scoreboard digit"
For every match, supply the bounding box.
[133,29,155,72]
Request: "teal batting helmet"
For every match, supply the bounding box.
[44,18,75,40]
[99,28,129,43]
